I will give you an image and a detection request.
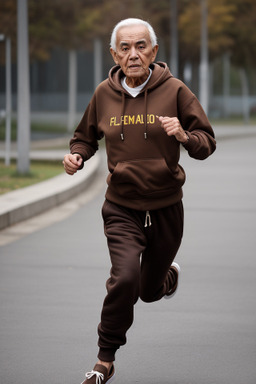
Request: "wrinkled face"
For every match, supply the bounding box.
[110,24,158,88]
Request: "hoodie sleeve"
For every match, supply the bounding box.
[178,89,216,160]
[70,94,102,164]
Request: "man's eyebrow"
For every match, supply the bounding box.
[136,39,147,45]
[119,39,147,47]
[120,41,129,47]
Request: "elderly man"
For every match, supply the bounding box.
[63,18,216,384]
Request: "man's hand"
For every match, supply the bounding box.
[63,153,83,175]
[157,116,188,143]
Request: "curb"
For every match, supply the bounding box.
[0,153,100,231]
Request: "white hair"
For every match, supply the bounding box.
[110,18,157,51]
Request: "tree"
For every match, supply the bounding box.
[226,0,256,68]
[0,0,17,64]
[225,0,256,121]
[179,0,235,65]
[1,0,256,121]
[1,0,256,71]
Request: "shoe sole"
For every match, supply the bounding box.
[106,372,115,383]
[164,261,180,300]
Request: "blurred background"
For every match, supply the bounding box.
[0,0,256,173]
[1,4,256,383]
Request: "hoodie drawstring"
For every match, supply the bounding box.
[144,210,152,227]
[120,92,126,141]
[120,90,149,141]
[144,90,148,140]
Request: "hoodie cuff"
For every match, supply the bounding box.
[181,131,196,151]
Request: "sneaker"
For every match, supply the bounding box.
[81,363,115,384]
[164,261,180,299]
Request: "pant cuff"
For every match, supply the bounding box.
[98,347,117,362]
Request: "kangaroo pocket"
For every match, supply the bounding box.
[107,158,185,199]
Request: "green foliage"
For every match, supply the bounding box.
[29,1,62,61]
[0,0,255,70]
[225,0,256,67]
[179,0,236,62]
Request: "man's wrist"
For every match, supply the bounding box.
[181,132,189,144]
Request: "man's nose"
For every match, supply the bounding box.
[129,46,138,59]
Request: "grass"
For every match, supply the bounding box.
[0,121,67,195]
[0,159,64,195]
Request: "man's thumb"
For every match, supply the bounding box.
[76,155,83,166]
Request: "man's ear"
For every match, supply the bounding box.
[110,48,119,65]
[151,44,159,63]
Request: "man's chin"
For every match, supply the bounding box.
[127,70,142,77]
[126,70,147,80]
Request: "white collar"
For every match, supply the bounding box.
[121,68,152,97]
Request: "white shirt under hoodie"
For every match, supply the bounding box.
[121,68,152,97]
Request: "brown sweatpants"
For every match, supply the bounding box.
[97,199,184,362]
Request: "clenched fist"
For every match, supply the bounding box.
[157,116,188,144]
[63,153,83,175]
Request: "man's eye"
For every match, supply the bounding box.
[138,45,145,50]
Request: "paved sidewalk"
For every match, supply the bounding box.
[0,125,255,231]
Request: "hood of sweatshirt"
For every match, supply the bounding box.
[108,61,173,92]
[108,62,173,141]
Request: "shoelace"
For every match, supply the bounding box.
[85,369,104,384]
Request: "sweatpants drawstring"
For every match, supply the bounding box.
[144,210,152,227]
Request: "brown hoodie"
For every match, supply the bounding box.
[70,62,216,211]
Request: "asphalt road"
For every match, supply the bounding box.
[1,134,256,384]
